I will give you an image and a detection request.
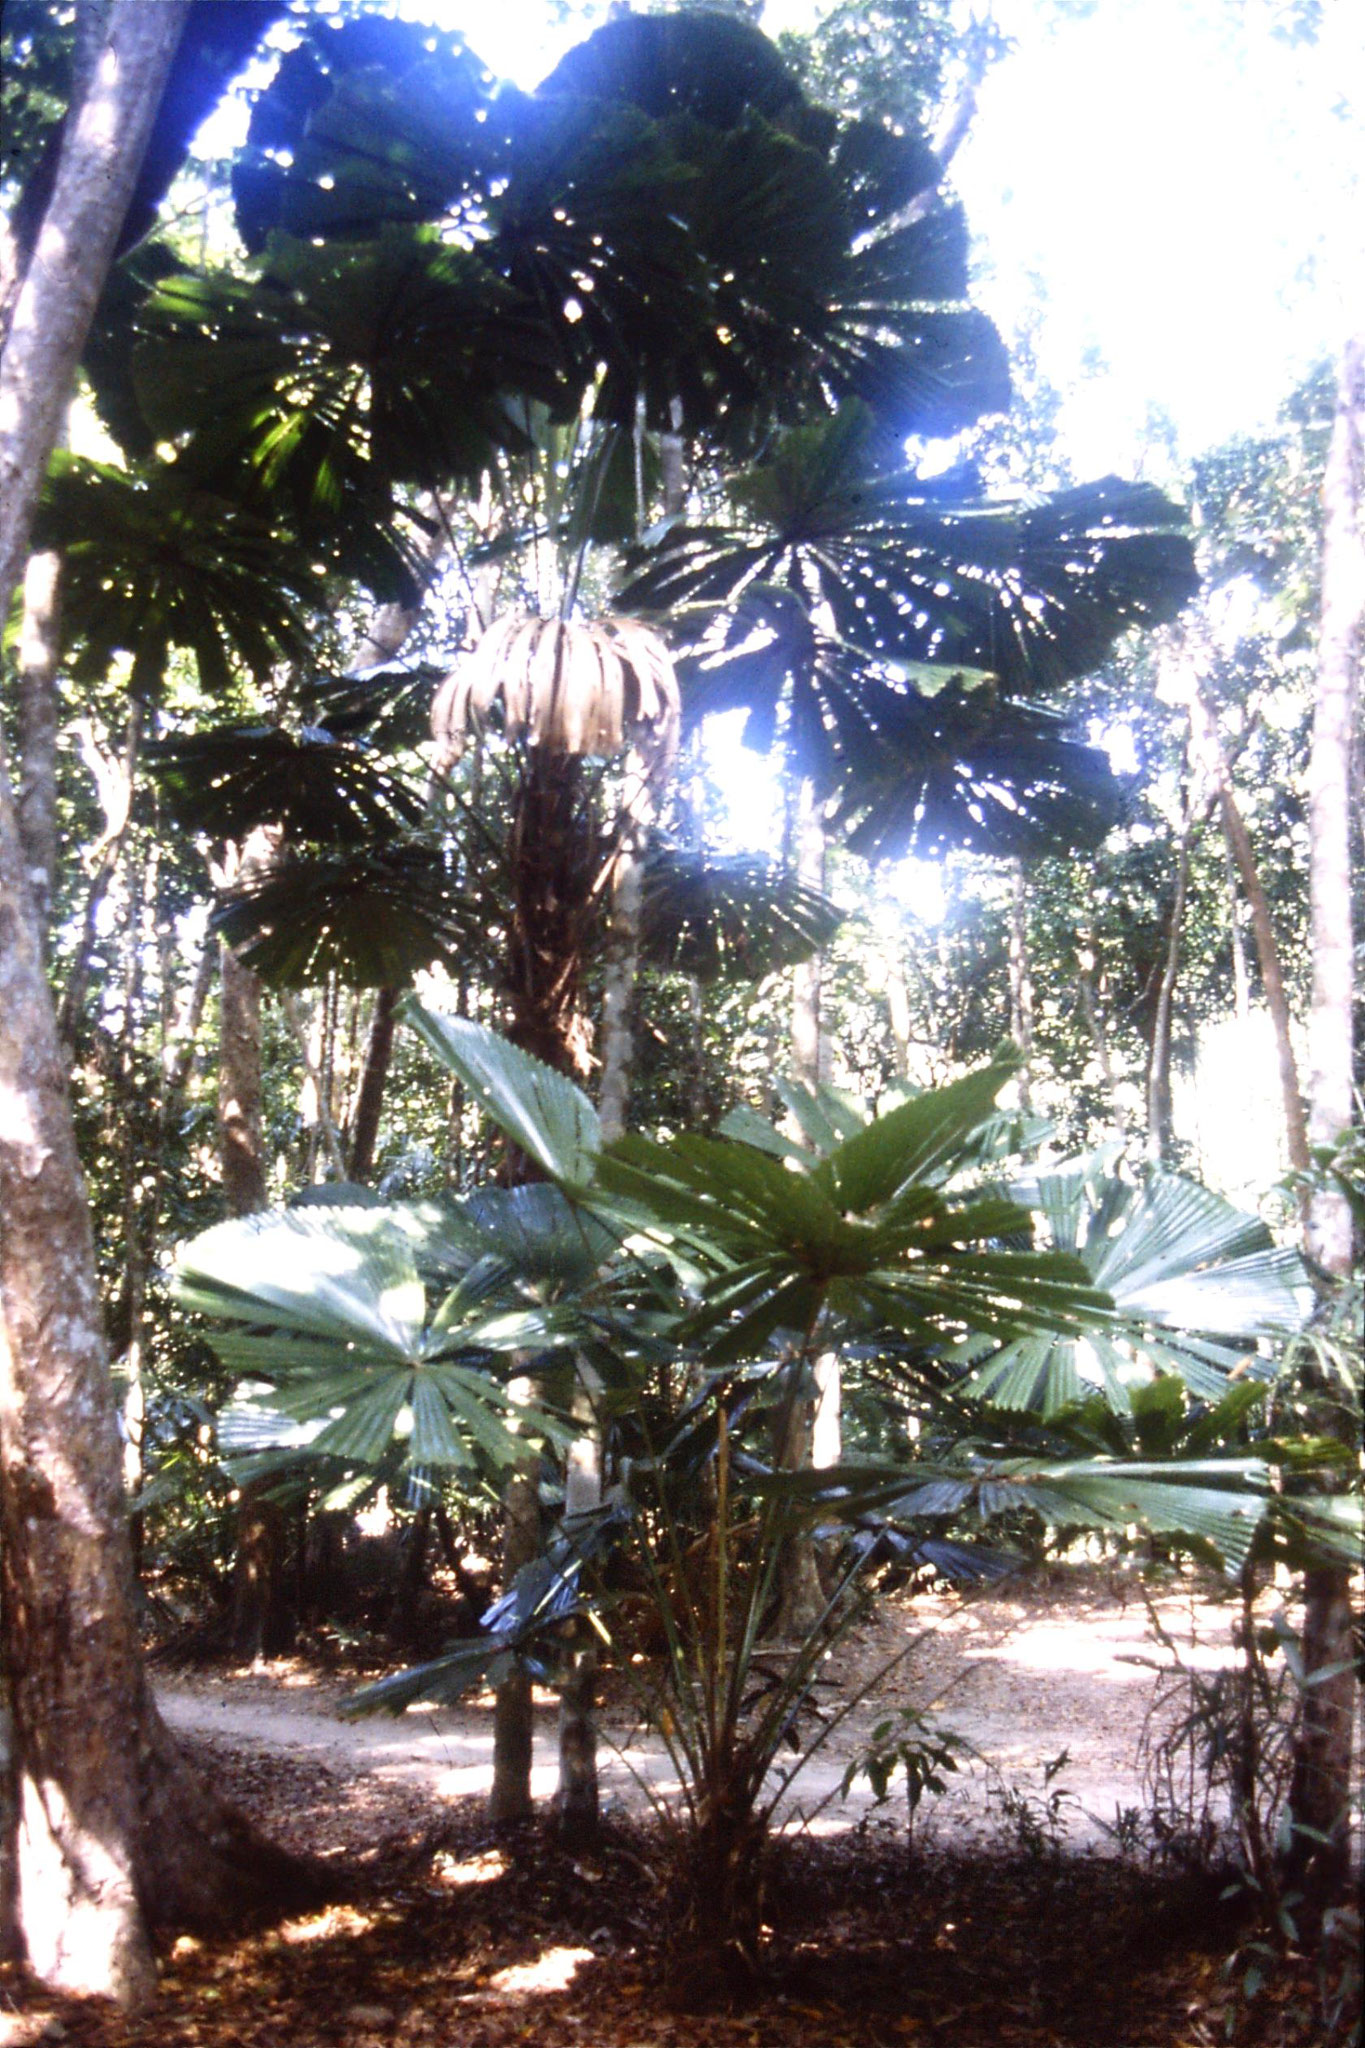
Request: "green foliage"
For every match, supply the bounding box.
[175,1196,576,1489]
[963,1159,1312,1415]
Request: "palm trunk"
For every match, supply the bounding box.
[505,750,595,1079]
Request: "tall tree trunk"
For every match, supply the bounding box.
[1287,335,1362,1914]
[57,705,142,1047]
[15,549,62,956]
[1006,859,1034,1110]
[1184,680,1311,1177]
[1076,937,1126,1135]
[218,940,269,1218]
[772,783,834,1640]
[218,936,292,1661]
[1146,820,1195,1165]
[349,985,400,1182]
[554,1412,602,1847]
[0,2,190,2005]
[790,779,826,1093]
[597,769,653,1144]
[489,1450,540,1827]
[505,751,595,1079]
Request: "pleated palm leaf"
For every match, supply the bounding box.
[616,406,1199,860]
[960,1156,1312,1417]
[175,1194,586,1501]
[31,455,325,695]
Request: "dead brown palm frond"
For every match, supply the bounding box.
[431,615,680,778]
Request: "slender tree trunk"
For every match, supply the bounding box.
[1221,840,1252,1026]
[772,785,834,1638]
[1006,859,1034,1110]
[15,550,62,955]
[790,779,826,1094]
[597,768,654,1144]
[57,706,142,1047]
[489,1460,539,1826]
[555,1414,602,1847]
[218,927,291,1661]
[349,986,401,1181]
[218,940,269,1218]
[1076,939,1126,1135]
[1287,335,1362,1914]
[1146,820,1195,1165]
[1184,680,1311,1176]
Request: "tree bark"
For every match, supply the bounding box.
[554,1422,602,1846]
[0,2,190,616]
[773,789,836,1639]
[218,940,269,1218]
[349,985,400,1182]
[597,771,654,1145]
[1184,680,1311,1177]
[1146,819,1194,1165]
[217,936,294,1660]
[0,772,155,2006]
[57,706,143,1048]
[1006,859,1034,1110]
[15,550,62,956]
[489,1459,540,1826]
[0,2,191,2006]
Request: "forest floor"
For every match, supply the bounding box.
[1,1565,1355,2048]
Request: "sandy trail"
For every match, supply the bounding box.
[156,1572,1245,1850]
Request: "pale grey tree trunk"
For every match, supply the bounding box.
[0,3,189,608]
[0,1,187,2005]
[1184,677,1310,1177]
[597,770,654,1144]
[57,705,143,1047]
[554,1420,602,1846]
[1006,859,1034,1109]
[1288,335,1362,1913]
[772,782,835,1640]
[1146,815,1195,1166]
[15,550,62,954]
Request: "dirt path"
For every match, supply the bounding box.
[156,1568,1247,1852]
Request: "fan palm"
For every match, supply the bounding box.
[961,1155,1312,1416]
